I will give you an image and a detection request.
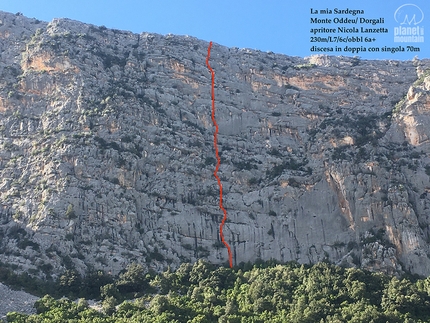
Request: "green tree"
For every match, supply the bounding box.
[340,300,386,323]
[382,277,429,319]
[102,296,117,315]
[6,312,30,323]
[33,294,57,314]
[225,299,238,315]
[82,269,114,299]
[77,297,89,311]
[5,260,430,323]
[117,262,147,294]
[65,204,76,219]
[150,295,170,315]
[59,269,82,297]
[189,260,214,284]
[150,267,176,294]
[100,283,121,300]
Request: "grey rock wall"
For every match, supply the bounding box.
[1,11,430,278]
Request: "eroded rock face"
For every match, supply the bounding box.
[1,11,430,278]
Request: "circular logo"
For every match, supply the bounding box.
[394,4,424,25]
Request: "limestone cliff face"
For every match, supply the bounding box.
[1,11,430,278]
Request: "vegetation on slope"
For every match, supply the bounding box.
[4,260,430,322]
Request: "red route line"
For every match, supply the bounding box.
[206,41,233,268]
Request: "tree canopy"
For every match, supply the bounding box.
[6,260,430,322]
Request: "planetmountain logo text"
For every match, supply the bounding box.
[394,4,424,43]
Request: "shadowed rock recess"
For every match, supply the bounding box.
[1,11,430,279]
